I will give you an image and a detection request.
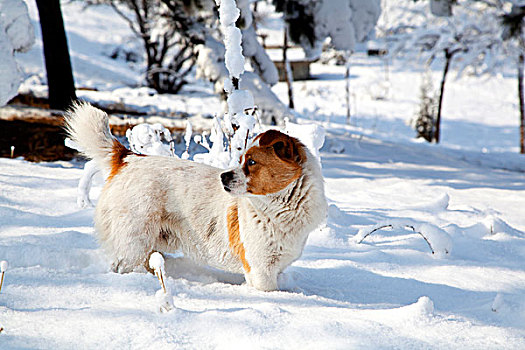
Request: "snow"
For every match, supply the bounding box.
[149,252,165,272]
[284,120,326,166]
[2,126,525,347]
[0,28,19,106]
[0,0,34,52]
[223,26,245,80]
[227,89,254,117]
[1,1,525,348]
[217,0,258,168]
[219,0,245,79]
[276,0,381,57]
[126,123,174,157]
[0,260,7,272]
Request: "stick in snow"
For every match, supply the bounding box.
[148,252,174,312]
[0,260,8,294]
[356,224,449,255]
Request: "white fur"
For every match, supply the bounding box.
[65,103,327,291]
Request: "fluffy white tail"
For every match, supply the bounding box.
[64,102,116,171]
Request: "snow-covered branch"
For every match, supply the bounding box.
[0,260,8,294]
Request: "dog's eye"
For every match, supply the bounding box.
[247,159,256,166]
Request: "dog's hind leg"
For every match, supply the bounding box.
[101,224,159,274]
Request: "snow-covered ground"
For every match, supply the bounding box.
[1,1,525,349]
[1,131,524,348]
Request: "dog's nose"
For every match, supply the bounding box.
[221,171,234,191]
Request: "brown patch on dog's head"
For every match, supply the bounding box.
[242,130,306,195]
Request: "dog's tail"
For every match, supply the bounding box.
[64,102,123,172]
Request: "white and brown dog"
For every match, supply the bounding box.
[65,102,327,291]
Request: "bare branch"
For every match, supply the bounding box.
[357,224,449,255]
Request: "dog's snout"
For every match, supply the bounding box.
[221,171,234,192]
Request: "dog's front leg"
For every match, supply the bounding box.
[245,267,279,292]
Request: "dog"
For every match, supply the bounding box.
[64,102,327,291]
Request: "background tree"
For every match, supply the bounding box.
[105,0,209,93]
[501,3,525,154]
[380,0,505,143]
[35,0,77,110]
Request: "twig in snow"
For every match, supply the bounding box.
[0,261,8,294]
[149,253,167,293]
[149,252,174,312]
[357,224,448,255]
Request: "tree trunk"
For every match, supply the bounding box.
[519,52,524,154]
[36,0,76,110]
[283,26,294,109]
[435,49,453,144]
[345,52,351,124]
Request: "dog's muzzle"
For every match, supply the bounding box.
[221,171,234,192]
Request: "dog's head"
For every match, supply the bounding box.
[221,130,306,196]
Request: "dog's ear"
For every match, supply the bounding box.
[258,130,304,164]
[272,140,294,161]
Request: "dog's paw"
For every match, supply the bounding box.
[111,259,135,274]
[246,272,279,292]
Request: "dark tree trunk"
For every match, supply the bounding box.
[283,26,294,109]
[35,0,76,110]
[519,52,524,154]
[435,49,453,144]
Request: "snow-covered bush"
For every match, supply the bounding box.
[67,122,176,208]
[0,0,34,106]
[126,123,174,157]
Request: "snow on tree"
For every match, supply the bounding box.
[237,0,279,85]
[274,0,380,124]
[195,6,293,126]
[181,121,193,159]
[216,0,257,168]
[274,0,381,58]
[0,0,34,106]
[126,123,174,157]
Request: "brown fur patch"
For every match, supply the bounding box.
[227,204,251,273]
[244,130,305,195]
[107,140,133,181]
